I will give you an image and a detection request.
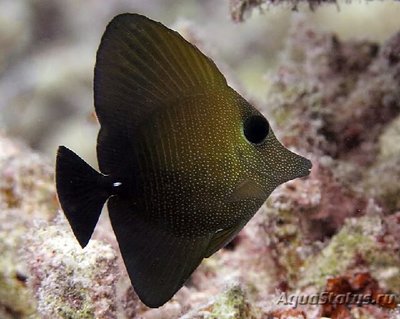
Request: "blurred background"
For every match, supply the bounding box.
[1,0,399,167]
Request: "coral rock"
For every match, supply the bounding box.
[23,215,120,319]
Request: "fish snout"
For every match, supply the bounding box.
[269,148,312,185]
[285,149,312,178]
[296,156,312,178]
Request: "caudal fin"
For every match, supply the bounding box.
[56,146,111,248]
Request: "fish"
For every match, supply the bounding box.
[55,13,312,308]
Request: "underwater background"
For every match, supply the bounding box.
[1,0,400,318]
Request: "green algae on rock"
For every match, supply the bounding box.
[182,285,261,319]
[299,213,400,292]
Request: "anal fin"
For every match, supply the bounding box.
[228,179,267,203]
[108,197,212,308]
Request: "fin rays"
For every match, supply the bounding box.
[148,24,197,87]
[116,45,171,99]
[119,31,181,95]
[108,197,211,308]
[56,146,110,247]
[136,24,189,90]
[94,13,227,130]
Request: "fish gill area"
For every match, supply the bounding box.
[1,1,400,319]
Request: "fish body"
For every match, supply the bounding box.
[125,89,307,236]
[56,13,311,308]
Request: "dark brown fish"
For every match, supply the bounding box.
[55,13,311,308]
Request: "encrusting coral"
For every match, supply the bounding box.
[181,285,261,319]
[229,0,338,22]
[267,20,400,164]
[252,17,400,318]
[23,215,119,319]
[1,14,400,319]
[0,133,57,319]
[0,134,123,319]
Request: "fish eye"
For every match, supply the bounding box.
[243,115,269,145]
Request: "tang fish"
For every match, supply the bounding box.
[56,13,311,308]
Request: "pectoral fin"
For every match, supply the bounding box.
[228,179,267,203]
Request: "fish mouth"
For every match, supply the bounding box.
[257,155,312,186]
[287,155,312,180]
[298,158,312,178]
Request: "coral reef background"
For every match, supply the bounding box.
[1,1,400,318]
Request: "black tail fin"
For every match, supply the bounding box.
[56,146,111,248]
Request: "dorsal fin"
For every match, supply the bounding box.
[94,13,227,130]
